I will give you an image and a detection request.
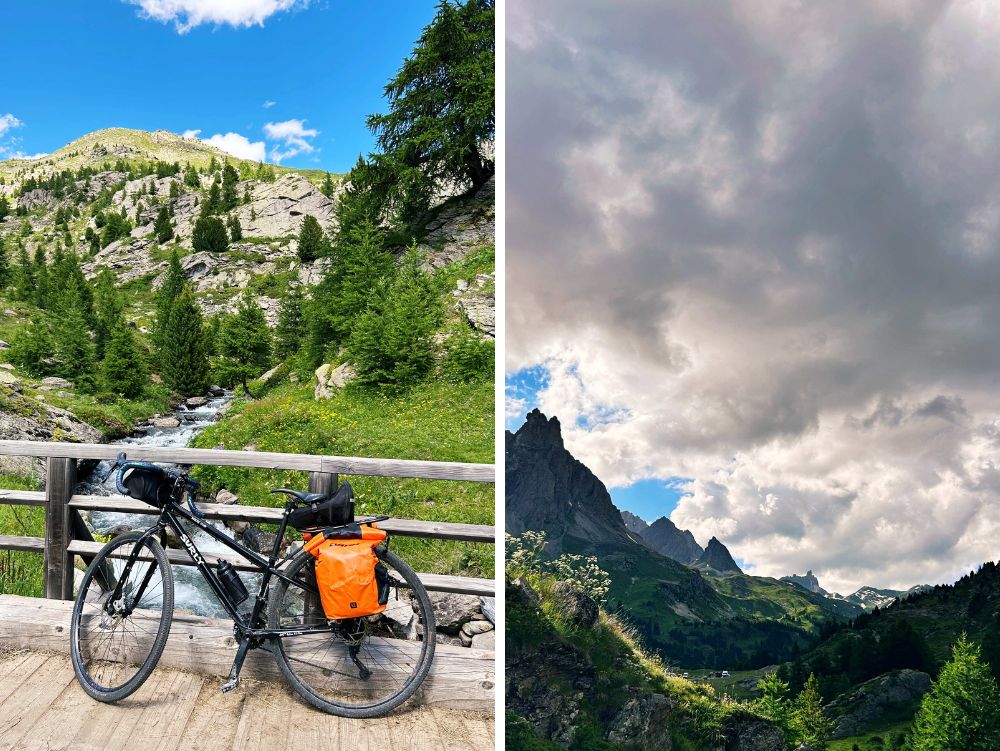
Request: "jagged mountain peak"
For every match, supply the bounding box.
[620,510,649,535]
[781,570,828,595]
[505,410,633,549]
[696,536,743,574]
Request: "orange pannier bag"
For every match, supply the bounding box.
[303,525,389,620]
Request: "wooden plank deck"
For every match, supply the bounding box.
[0,649,495,751]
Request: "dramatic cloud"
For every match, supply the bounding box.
[264,118,318,163]
[184,129,266,161]
[508,0,1000,593]
[127,0,307,33]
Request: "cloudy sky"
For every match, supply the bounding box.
[507,0,1000,594]
[0,1,436,171]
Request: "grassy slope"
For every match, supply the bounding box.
[507,572,766,751]
[189,377,495,578]
[567,536,858,671]
[0,472,44,597]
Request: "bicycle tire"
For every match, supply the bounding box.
[70,530,174,702]
[267,545,436,717]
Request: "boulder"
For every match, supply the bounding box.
[828,669,931,739]
[257,363,284,385]
[0,371,20,387]
[427,592,482,635]
[215,489,239,505]
[151,416,180,429]
[461,620,494,637]
[209,385,225,396]
[550,581,599,629]
[471,631,495,651]
[723,716,788,750]
[185,396,208,409]
[41,376,73,389]
[0,340,9,350]
[234,173,336,239]
[314,363,355,399]
[607,693,676,750]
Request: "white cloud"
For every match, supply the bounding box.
[508,0,1000,594]
[263,100,276,109]
[6,152,47,161]
[184,129,266,161]
[127,0,308,33]
[264,118,318,163]
[0,114,22,138]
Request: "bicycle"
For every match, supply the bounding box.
[69,452,436,718]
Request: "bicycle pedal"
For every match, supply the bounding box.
[221,677,241,693]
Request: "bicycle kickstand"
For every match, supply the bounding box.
[222,636,252,693]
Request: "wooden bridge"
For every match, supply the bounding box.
[0,440,496,749]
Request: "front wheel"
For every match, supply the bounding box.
[268,545,436,717]
[70,530,174,702]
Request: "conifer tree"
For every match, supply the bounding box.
[275,284,305,359]
[346,248,441,387]
[192,216,228,252]
[205,182,222,215]
[216,293,272,397]
[792,673,831,751]
[13,243,33,301]
[227,215,242,242]
[33,246,49,309]
[169,180,181,198]
[52,295,96,386]
[296,214,327,262]
[154,206,173,243]
[162,287,210,396]
[306,215,392,361]
[222,163,240,210]
[754,673,793,746]
[0,235,9,288]
[184,164,200,188]
[93,268,124,359]
[0,194,10,222]
[8,314,55,375]
[321,172,335,197]
[101,323,147,398]
[908,635,1000,751]
[153,250,186,366]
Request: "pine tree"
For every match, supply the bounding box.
[161,287,210,396]
[216,293,271,397]
[0,235,9,288]
[52,297,96,386]
[192,216,228,253]
[296,215,328,262]
[8,314,55,376]
[222,163,240,210]
[908,635,1000,751]
[100,323,148,398]
[93,268,124,360]
[0,194,10,222]
[205,182,222,215]
[321,172,335,197]
[154,206,173,243]
[346,248,441,387]
[169,180,181,198]
[275,284,305,359]
[754,673,793,746]
[13,243,33,301]
[153,250,186,367]
[227,215,242,242]
[792,673,831,751]
[184,164,200,188]
[306,215,392,361]
[33,246,49,309]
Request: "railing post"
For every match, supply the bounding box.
[308,471,338,497]
[44,457,76,600]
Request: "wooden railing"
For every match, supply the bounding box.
[0,440,496,600]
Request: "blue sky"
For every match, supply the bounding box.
[0,1,437,173]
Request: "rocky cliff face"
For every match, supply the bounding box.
[696,537,743,574]
[781,570,826,595]
[505,409,634,550]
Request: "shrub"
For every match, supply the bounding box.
[192,215,228,253]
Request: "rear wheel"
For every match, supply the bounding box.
[70,530,174,702]
[268,546,435,717]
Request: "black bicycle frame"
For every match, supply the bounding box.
[112,495,335,640]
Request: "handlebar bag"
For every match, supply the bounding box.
[288,481,355,532]
[304,525,390,620]
[119,465,174,507]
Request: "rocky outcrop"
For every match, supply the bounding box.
[233,173,336,239]
[505,409,635,550]
[0,385,101,476]
[454,273,495,338]
[550,581,599,628]
[419,176,495,269]
[314,363,355,399]
[17,189,57,211]
[723,715,788,751]
[781,571,827,595]
[607,693,677,750]
[827,669,931,739]
[696,537,743,574]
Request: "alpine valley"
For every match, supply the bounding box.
[505,409,1000,750]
